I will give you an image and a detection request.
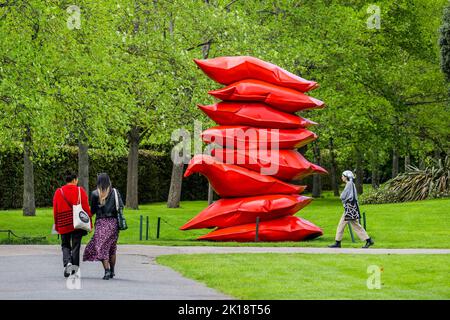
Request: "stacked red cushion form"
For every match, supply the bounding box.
[183,56,325,242]
[211,148,328,181]
[198,102,317,129]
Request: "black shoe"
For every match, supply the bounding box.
[362,238,374,248]
[110,268,115,279]
[328,241,341,248]
[103,269,112,280]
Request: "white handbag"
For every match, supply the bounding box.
[61,187,91,232]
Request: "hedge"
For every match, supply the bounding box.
[0,148,208,209]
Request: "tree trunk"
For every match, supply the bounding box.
[355,149,364,195]
[434,148,441,162]
[23,126,35,216]
[126,126,140,209]
[167,163,184,208]
[419,157,425,169]
[312,142,322,198]
[392,147,399,178]
[78,141,89,194]
[208,183,214,205]
[404,154,411,171]
[201,41,213,204]
[371,162,379,189]
[328,138,339,196]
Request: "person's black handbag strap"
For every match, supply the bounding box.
[113,188,128,231]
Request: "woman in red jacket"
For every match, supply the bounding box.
[53,171,91,277]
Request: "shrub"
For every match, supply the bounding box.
[361,157,450,204]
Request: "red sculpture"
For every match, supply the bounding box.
[180,194,312,230]
[183,56,326,242]
[211,149,328,181]
[208,79,325,113]
[198,216,323,242]
[184,155,305,197]
[194,56,318,92]
[202,126,317,150]
[198,102,317,129]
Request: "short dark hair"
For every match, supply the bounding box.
[65,171,78,183]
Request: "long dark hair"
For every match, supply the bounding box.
[96,173,111,205]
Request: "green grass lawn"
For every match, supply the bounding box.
[0,193,449,248]
[157,253,450,299]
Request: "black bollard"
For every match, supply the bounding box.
[255,217,260,242]
[139,215,143,241]
[156,217,161,239]
[363,212,367,230]
[146,216,149,240]
[348,224,355,243]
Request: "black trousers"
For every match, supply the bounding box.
[61,229,85,267]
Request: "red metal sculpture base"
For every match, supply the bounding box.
[198,216,323,242]
[181,194,312,230]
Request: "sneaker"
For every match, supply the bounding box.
[64,263,72,278]
[362,238,375,248]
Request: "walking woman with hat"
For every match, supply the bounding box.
[329,170,374,249]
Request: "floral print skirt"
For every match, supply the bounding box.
[83,217,118,261]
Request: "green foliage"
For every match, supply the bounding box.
[361,157,450,204]
[440,3,450,81]
[1,0,449,206]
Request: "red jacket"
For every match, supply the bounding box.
[53,184,92,234]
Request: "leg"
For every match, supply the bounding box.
[101,259,110,270]
[335,213,348,241]
[70,230,83,267]
[349,220,375,248]
[109,255,116,275]
[109,233,118,270]
[61,233,72,267]
[349,220,369,241]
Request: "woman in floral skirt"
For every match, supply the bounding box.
[83,173,124,280]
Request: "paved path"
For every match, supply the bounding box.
[0,245,448,300]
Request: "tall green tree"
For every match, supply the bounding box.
[0,1,63,215]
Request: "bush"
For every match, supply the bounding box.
[361,157,450,204]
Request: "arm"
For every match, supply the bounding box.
[340,182,352,203]
[117,190,125,210]
[53,190,58,224]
